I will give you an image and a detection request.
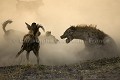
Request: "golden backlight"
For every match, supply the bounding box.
[0,0,120,66]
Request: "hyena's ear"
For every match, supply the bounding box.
[70,26,76,31]
[25,22,31,30]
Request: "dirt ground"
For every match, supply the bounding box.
[0,57,120,80]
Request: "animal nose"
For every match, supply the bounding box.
[60,36,62,39]
[60,35,64,39]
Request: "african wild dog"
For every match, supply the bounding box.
[2,20,24,42]
[16,22,45,65]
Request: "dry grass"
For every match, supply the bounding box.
[0,57,120,80]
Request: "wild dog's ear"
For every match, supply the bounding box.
[25,22,31,30]
[37,24,45,32]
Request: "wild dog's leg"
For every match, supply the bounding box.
[33,49,39,65]
[26,51,30,64]
[16,48,24,58]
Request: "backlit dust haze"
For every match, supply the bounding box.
[0,0,120,66]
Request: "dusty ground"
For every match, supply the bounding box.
[0,57,120,80]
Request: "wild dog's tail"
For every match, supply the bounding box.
[2,19,13,33]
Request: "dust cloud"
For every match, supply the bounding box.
[0,0,120,66]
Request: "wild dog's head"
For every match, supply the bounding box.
[25,22,45,36]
